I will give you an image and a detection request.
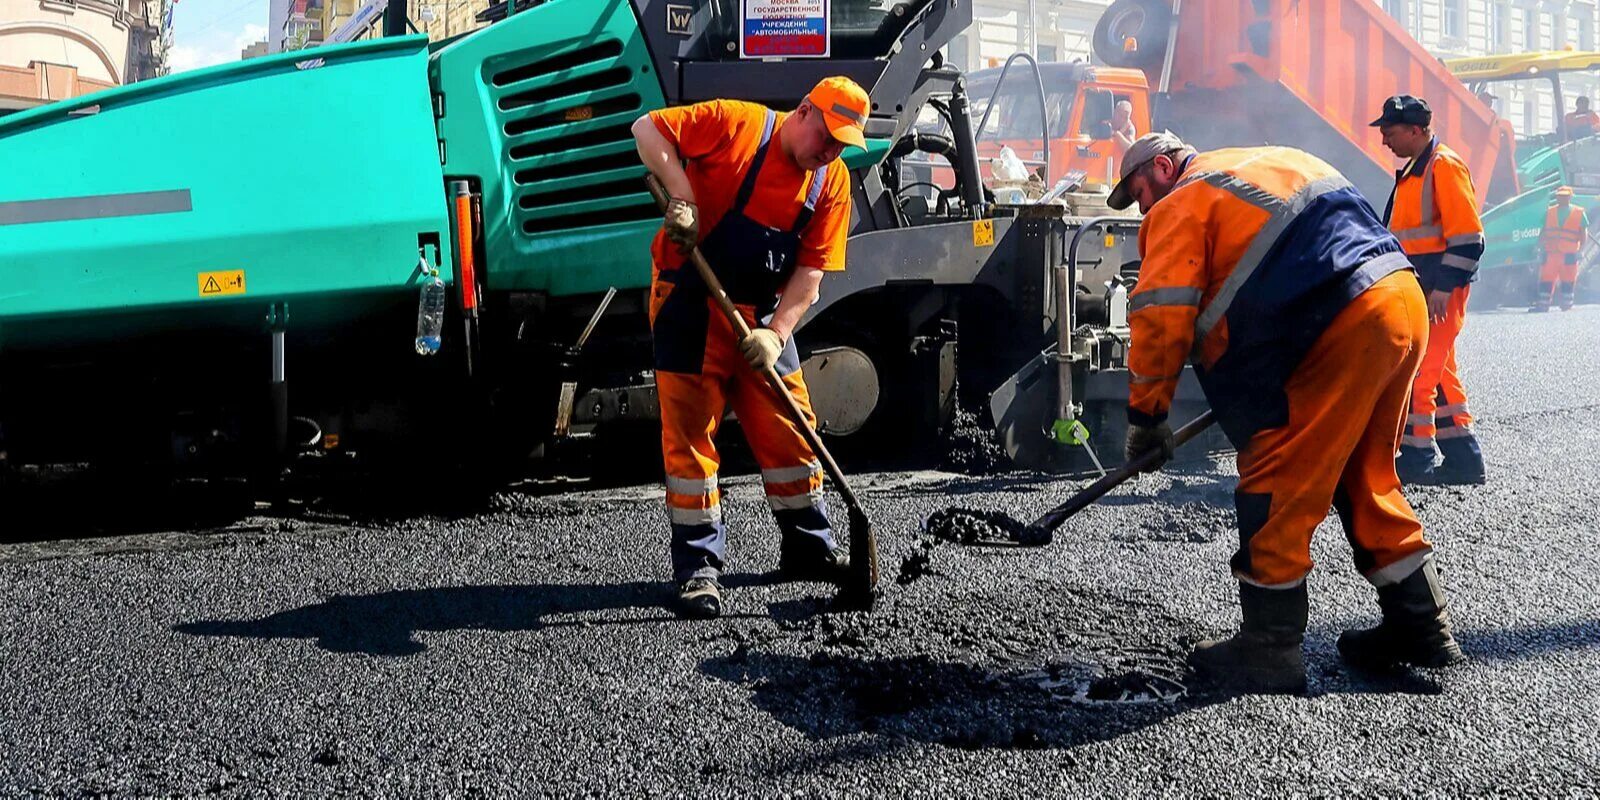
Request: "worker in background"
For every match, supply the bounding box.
[1566,96,1600,140]
[1533,186,1588,312]
[1090,100,1139,184]
[1111,132,1465,694]
[631,77,868,619]
[1374,95,1486,486]
[1111,100,1137,162]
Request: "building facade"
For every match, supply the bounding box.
[1378,0,1600,138]
[280,0,324,50]
[408,0,490,41]
[948,0,1113,74]
[0,0,167,111]
[268,0,291,52]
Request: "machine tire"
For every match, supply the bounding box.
[1092,0,1171,69]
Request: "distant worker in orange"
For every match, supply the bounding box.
[1533,186,1588,312]
[1111,132,1464,693]
[1374,95,1486,486]
[1565,96,1600,140]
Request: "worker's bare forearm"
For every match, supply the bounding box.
[767,268,825,341]
[632,115,694,202]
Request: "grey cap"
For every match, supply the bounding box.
[1108,131,1189,210]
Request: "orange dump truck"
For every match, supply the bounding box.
[975,0,1520,207]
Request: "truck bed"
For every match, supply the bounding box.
[1156,0,1517,207]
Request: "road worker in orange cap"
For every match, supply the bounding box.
[1534,186,1588,312]
[1374,95,1487,486]
[1110,132,1465,693]
[631,76,868,618]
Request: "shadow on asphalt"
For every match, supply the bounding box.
[698,641,1482,753]
[698,649,1222,751]
[1454,620,1600,661]
[172,573,784,656]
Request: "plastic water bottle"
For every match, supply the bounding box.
[415,269,446,355]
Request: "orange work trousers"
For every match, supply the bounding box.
[1231,271,1435,589]
[1536,255,1581,310]
[651,281,833,582]
[1403,285,1473,449]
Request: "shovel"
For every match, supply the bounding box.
[1022,410,1217,541]
[925,411,1217,547]
[645,175,880,605]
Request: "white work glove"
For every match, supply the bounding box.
[664,198,699,254]
[739,328,785,371]
[1124,421,1175,473]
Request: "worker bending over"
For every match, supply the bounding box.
[632,77,869,618]
[1375,95,1486,486]
[1111,132,1466,694]
[1534,186,1588,312]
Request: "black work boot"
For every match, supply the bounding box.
[676,577,723,619]
[1431,436,1486,486]
[777,546,851,584]
[1188,582,1309,695]
[1338,556,1465,669]
[1395,445,1439,485]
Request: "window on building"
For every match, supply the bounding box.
[1582,14,1595,51]
[1524,7,1541,50]
[1442,0,1463,39]
[1490,3,1508,51]
[1383,0,1405,24]
[1037,43,1057,62]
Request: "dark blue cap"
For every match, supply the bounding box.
[1370,95,1432,127]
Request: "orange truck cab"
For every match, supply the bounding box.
[966,63,1153,191]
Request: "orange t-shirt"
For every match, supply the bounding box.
[648,99,851,274]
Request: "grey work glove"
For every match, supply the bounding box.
[664,198,699,254]
[1124,420,1175,473]
[739,328,785,371]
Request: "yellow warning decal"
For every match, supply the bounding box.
[973,219,995,247]
[198,270,246,297]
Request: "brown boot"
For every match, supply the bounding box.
[1189,582,1308,695]
[1339,556,1465,669]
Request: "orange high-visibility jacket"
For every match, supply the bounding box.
[1128,147,1412,446]
[1566,110,1600,136]
[1381,138,1484,293]
[1541,204,1588,263]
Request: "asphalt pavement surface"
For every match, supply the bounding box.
[3,306,1599,796]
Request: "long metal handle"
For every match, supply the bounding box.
[1026,410,1216,535]
[574,287,617,352]
[644,176,865,509]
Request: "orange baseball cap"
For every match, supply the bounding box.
[1556,185,1575,197]
[807,76,869,149]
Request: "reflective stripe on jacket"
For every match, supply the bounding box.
[1541,205,1587,258]
[1382,138,1484,293]
[1128,146,1411,446]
